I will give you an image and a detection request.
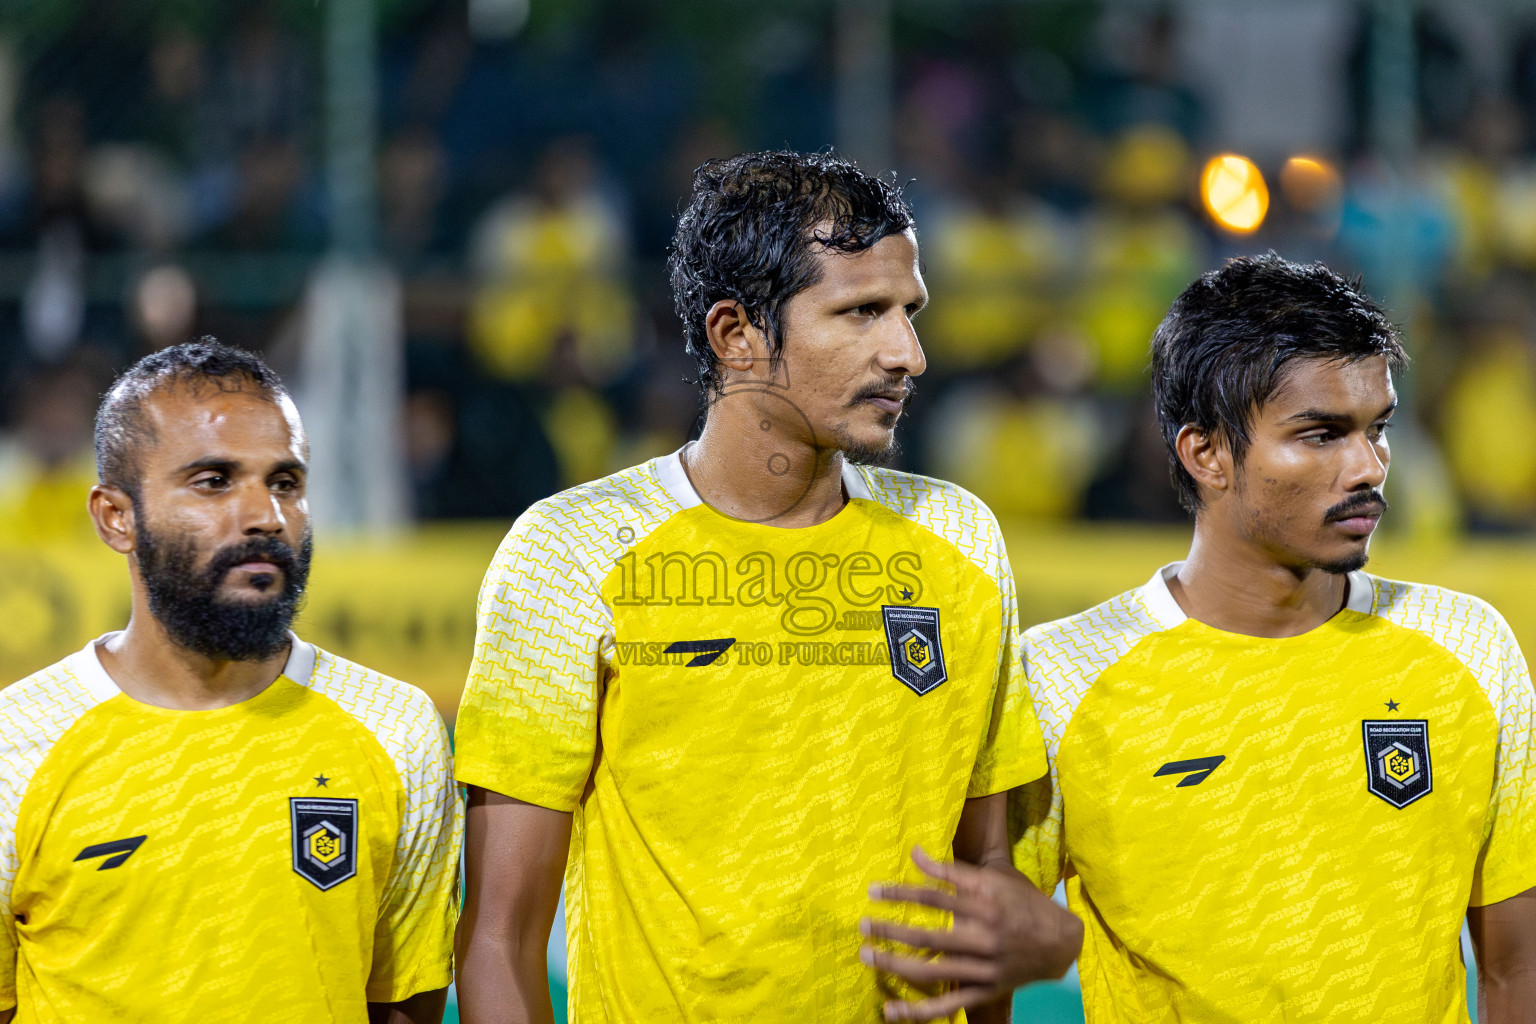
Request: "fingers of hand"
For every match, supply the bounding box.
[915,847,1002,901]
[858,945,998,986]
[911,845,956,884]
[881,986,999,1022]
[860,917,940,947]
[867,883,959,914]
[920,848,991,894]
[862,916,1000,959]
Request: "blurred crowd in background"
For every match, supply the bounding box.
[3,0,1536,540]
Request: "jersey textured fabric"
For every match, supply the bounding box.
[456,448,1047,1023]
[1015,563,1536,1024]
[0,634,461,1023]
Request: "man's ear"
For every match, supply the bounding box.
[89,484,136,554]
[1175,425,1234,502]
[703,300,772,379]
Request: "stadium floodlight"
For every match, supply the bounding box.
[1200,153,1269,234]
[1279,155,1343,214]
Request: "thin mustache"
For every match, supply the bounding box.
[851,378,915,404]
[1325,492,1389,521]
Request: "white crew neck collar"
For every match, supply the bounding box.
[655,445,872,510]
[1142,561,1373,632]
[68,631,316,703]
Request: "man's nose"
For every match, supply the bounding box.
[877,313,926,379]
[238,483,286,536]
[1343,432,1389,490]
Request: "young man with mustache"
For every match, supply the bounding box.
[1010,255,1536,1021]
[0,340,461,1022]
[454,150,1081,1024]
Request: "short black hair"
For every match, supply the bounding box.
[1151,253,1407,513]
[95,338,291,497]
[668,149,914,395]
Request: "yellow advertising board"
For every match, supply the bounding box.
[2,524,1534,722]
[0,526,502,717]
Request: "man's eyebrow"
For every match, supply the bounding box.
[174,456,308,475]
[1282,400,1398,425]
[832,287,894,306]
[175,456,238,473]
[828,278,928,306]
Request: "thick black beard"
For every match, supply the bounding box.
[137,522,312,661]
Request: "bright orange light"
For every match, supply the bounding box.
[1201,154,1269,233]
[1279,155,1342,213]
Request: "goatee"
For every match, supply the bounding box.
[831,425,902,466]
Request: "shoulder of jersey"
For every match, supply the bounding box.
[0,656,103,758]
[1023,586,1164,757]
[0,656,111,861]
[851,464,1003,576]
[1360,573,1524,688]
[303,645,448,773]
[502,458,683,569]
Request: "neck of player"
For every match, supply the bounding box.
[683,399,849,529]
[1167,522,1351,639]
[97,585,291,711]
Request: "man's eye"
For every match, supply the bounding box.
[849,303,878,318]
[193,474,228,488]
[1370,422,1393,440]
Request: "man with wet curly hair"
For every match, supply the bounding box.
[456,150,1080,1023]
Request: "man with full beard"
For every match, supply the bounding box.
[0,340,461,1023]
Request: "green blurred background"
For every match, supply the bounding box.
[0,0,1530,1017]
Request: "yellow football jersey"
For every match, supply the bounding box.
[0,634,462,1022]
[1015,563,1536,1023]
[456,449,1048,1023]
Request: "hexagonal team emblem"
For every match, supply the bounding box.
[901,632,932,669]
[291,797,358,890]
[306,822,346,865]
[1362,720,1432,809]
[882,605,947,696]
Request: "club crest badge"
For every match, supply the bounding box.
[882,605,947,696]
[1362,720,1432,808]
[290,797,358,890]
